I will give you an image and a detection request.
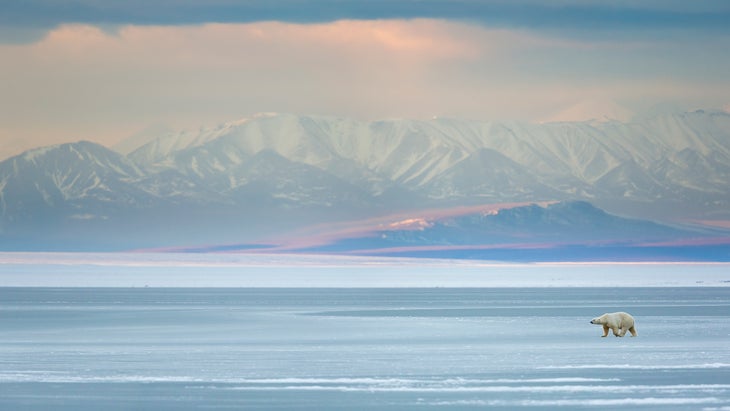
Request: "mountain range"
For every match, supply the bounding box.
[1,109,729,257]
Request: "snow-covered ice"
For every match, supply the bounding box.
[0,256,729,410]
[1,252,729,287]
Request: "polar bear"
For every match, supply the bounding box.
[590,312,637,337]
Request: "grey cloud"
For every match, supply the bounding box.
[3,0,730,43]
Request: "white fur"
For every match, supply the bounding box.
[590,312,637,337]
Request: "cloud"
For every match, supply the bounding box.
[0,20,507,152]
[0,18,729,160]
[3,0,730,44]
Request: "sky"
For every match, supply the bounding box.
[1,0,730,160]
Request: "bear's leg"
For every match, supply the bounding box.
[628,326,637,337]
[602,325,609,337]
[611,326,621,337]
[618,327,627,337]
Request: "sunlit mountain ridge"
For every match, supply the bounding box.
[1,109,729,253]
[173,200,728,261]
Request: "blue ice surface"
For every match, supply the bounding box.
[1,286,729,410]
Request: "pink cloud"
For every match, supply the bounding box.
[22,20,481,70]
[1,19,728,160]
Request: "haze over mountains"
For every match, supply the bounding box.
[1,109,729,257]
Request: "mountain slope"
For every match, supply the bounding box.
[310,201,695,250]
[128,109,730,219]
[0,141,147,222]
[1,109,730,251]
[298,201,729,261]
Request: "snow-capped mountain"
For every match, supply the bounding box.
[126,109,730,214]
[1,109,729,250]
[0,141,147,221]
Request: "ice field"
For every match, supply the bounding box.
[1,254,729,410]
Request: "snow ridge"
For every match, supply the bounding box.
[1,110,729,241]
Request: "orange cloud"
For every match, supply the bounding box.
[23,20,481,69]
[1,19,728,160]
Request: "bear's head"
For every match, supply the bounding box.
[590,315,606,325]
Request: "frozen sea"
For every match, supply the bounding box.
[1,253,730,410]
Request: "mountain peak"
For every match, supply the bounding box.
[2,110,730,251]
